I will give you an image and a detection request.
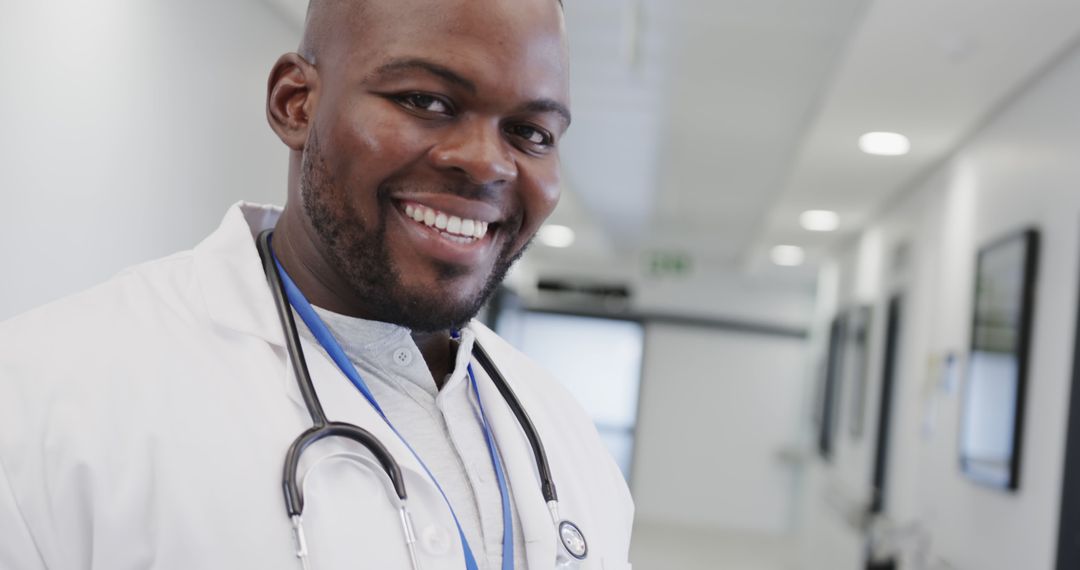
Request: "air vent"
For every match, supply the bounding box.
[536,279,632,300]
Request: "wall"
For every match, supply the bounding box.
[518,249,820,540]
[0,0,298,319]
[633,323,810,533]
[798,37,1080,570]
[514,170,820,545]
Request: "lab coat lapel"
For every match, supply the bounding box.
[192,201,430,478]
[193,201,284,347]
[468,332,558,569]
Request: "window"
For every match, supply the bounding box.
[497,311,644,479]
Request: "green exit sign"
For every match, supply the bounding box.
[646,252,693,277]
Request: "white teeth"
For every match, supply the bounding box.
[447,216,462,234]
[402,203,490,241]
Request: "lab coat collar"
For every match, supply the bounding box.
[192,201,285,346]
[191,202,451,456]
[193,204,445,508]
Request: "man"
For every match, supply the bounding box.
[0,0,634,568]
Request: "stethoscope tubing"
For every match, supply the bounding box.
[256,229,586,566]
[470,341,557,503]
[258,229,558,510]
[259,231,410,514]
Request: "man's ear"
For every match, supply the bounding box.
[267,53,319,150]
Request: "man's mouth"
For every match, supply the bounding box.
[401,201,492,244]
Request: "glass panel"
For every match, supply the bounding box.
[497,311,644,479]
[597,428,635,480]
[960,230,1036,491]
[961,351,1019,487]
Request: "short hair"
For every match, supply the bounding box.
[300,0,563,63]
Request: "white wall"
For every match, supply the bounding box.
[514,169,819,547]
[517,246,820,541]
[0,0,299,319]
[633,323,809,533]
[799,37,1080,570]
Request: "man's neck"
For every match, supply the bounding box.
[413,330,456,389]
[272,208,364,318]
[273,210,456,389]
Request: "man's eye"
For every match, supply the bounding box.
[398,94,451,114]
[508,124,552,147]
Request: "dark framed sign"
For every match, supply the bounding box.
[846,306,872,439]
[1055,221,1080,570]
[819,315,846,459]
[870,295,902,514]
[959,228,1039,491]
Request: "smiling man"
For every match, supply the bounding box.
[0,0,634,569]
[271,0,570,380]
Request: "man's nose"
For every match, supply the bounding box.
[428,119,518,186]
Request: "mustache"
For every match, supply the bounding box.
[376,179,525,235]
[376,179,502,204]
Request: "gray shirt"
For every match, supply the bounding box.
[301,307,527,570]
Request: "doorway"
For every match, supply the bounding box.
[1055,250,1080,569]
[866,294,902,570]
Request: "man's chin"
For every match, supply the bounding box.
[369,278,490,332]
[388,296,486,332]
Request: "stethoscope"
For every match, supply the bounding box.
[256,230,588,569]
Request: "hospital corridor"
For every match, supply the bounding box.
[3,1,1080,569]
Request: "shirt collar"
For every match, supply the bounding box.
[311,305,479,396]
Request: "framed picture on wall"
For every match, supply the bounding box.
[818,315,846,459]
[846,306,872,439]
[959,228,1039,491]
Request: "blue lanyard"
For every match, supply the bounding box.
[272,254,513,570]
[467,362,514,569]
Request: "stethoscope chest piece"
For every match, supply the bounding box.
[558,520,588,560]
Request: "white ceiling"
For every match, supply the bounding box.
[262,0,1080,284]
[754,0,1080,272]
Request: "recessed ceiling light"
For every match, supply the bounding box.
[771,245,806,267]
[800,210,840,232]
[537,224,575,248]
[859,131,910,156]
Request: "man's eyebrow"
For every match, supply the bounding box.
[369,57,571,126]
[521,99,572,127]
[368,58,476,94]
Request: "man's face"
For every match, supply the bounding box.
[299,0,569,331]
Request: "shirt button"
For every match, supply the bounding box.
[393,347,414,366]
[421,525,453,556]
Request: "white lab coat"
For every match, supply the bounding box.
[0,202,633,570]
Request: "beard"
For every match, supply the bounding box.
[298,133,527,332]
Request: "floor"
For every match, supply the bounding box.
[629,521,798,570]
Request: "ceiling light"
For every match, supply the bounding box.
[859,132,910,156]
[800,210,840,232]
[771,245,806,267]
[537,224,575,248]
